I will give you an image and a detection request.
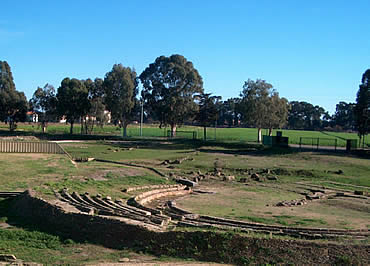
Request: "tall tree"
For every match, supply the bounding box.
[333,101,355,130]
[288,101,326,130]
[217,98,242,126]
[0,61,28,131]
[56,78,90,134]
[195,93,222,140]
[82,78,107,134]
[104,64,138,137]
[30,83,57,133]
[239,79,288,142]
[266,93,289,135]
[354,69,370,145]
[140,54,204,137]
[0,61,16,91]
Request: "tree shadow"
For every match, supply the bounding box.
[319,131,348,141]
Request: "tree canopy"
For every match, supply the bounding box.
[288,101,326,130]
[104,64,138,137]
[30,83,57,132]
[56,78,90,134]
[140,54,203,136]
[82,78,108,134]
[239,79,289,142]
[217,98,242,127]
[195,93,222,140]
[333,101,355,130]
[354,69,370,143]
[0,61,28,131]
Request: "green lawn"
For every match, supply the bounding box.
[0,138,369,263]
[1,122,368,147]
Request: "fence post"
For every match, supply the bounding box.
[317,138,319,150]
[299,137,302,149]
[335,139,337,152]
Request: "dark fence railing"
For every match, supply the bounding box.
[0,141,66,154]
[299,137,338,151]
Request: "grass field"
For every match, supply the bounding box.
[0,137,369,264]
[1,122,368,147]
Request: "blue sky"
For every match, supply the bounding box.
[1,0,369,114]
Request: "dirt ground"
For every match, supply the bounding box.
[176,180,370,230]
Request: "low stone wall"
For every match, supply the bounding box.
[127,186,191,216]
[134,185,189,205]
[9,190,370,265]
[123,184,183,193]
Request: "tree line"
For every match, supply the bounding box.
[0,56,369,142]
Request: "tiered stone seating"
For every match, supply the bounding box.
[54,189,170,226]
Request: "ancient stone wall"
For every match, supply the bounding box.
[9,191,370,265]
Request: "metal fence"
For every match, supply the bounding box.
[166,130,198,139]
[0,141,66,154]
[299,137,338,151]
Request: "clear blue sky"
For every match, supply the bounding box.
[1,0,369,114]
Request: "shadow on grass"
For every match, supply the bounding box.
[0,198,86,246]
[2,129,368,158]
[319,131,347,141]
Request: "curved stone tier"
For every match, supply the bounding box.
[47,184,370,240]
[55,189,169,227]
[127,185,192,217]
[166,200,370,240]
[123,184,183,193]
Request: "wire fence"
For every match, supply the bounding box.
[299,137,338,151]
[166,130,197,140]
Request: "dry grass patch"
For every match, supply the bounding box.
[177,180,370,229]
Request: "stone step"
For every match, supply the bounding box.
[105,199,151,216]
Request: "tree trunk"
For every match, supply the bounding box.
[41,121,46,133]
[9,120,16,132]
[203,126,207,141]
[70,121,74,134]
[268,128,273,136]
[122,119,128,137]
[257,128,262,143]
[80,119,84,135]
[170,124,177,138]
[123,125,128,137]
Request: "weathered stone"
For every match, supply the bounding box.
[0,254,17,262]
[251,173,260,181]
[251,173,259,178]
[119,258,130,262]
[239,177,247,183]
[223,175,235,181]
[176,178,197,187]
